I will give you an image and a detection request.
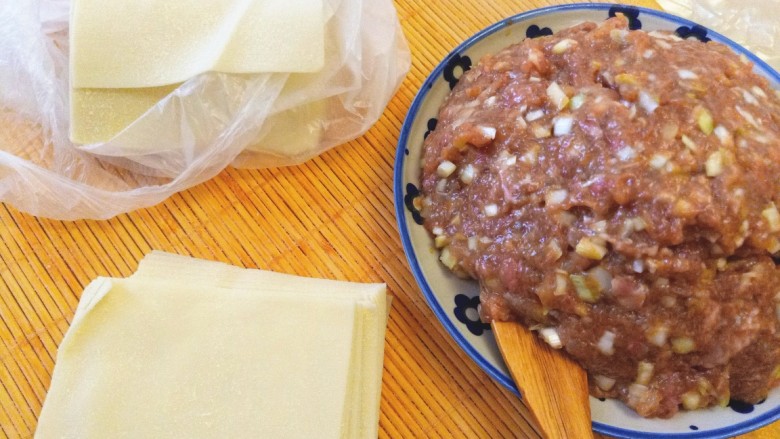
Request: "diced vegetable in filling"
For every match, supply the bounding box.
[419,16,780,418]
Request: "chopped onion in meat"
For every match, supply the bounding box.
[437,160,456,178]
[597,330,616,356]
[439,247,457,270]
[545,189,568,206]
[627,383,649,407]
[570,93,586,110]
[695,107,714,134]
[477,125,497,140]
[638,90,659,114]
[672,336,696,354]
[525,109,545,121]
[576,237,608,260]
[539,327,563,349]
[751,85,768,98]
[594,375,616,391]
[553,115,575,136]
[705,150,724,177]
[588,266,613,293]
[646,325,669,347]
[617,145,636,161]
[460,164,476,184]
[649,154,669,169]
[713,125,732,146]
[532,124,552,138]
[570,274,600,303]
[681,134,697,151]
[762,202,780,232]
[610,29,628,43]
[681,391,702,410]
[555,270,569,295]
[636,361,654,385]
[547,81,569,111]
[552,38,577,54]
[547,240,563,262]
[677,69,698,79]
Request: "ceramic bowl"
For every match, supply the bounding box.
[394,3,780,438]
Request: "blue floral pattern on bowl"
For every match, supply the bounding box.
[525,24,552,38]
[453,294,491,336]
[442,53,472,89]
[676,24,711,42]
[608,5,642,29]
[403,183,423,226]
[423,118,438,140]
[394,3,780,438]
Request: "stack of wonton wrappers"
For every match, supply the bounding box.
[36,252,388,438]
[0,0,409,219]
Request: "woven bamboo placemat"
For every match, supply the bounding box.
[0,0,777,437]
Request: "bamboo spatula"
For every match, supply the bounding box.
[492,321,594,439]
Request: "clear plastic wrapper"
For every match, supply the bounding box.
[0,0,410,219]
[657,0,780,70]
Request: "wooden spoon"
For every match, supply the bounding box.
[492,321,594,439]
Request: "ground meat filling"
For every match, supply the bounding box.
[420,16,780,418]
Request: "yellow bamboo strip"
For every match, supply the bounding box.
[0,243,56,391]
[219,169,301,265]
[1,1,779,438]
[0,361,33,437]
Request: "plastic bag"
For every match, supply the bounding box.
[657,0,780,71]
[0,0,410,220]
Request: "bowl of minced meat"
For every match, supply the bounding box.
[397,4,780,435]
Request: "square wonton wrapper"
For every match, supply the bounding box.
[36,252,387,438]
[69,0,325,144]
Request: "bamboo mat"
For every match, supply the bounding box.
[1,0,778,438]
